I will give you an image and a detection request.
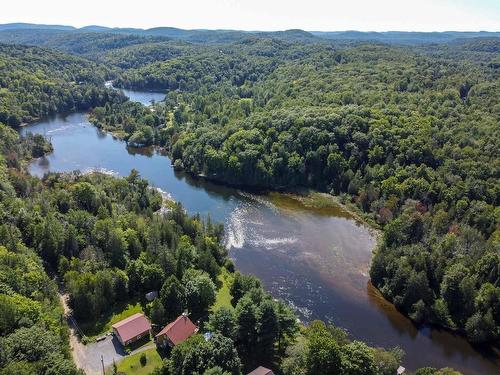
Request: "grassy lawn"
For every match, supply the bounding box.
[108,348,162,375]
[211,268,234,312]
[80,301,144,339]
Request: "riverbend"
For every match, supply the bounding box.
[20,90,500,375]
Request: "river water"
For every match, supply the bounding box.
[20,90,499,374]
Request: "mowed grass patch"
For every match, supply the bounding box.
[108,348,162,375]
[211,268,234,312]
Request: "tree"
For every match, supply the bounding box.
[306,329,342,375]
[275,300,299,353]
[0,295,18,336]
[373,348,402,375]
[184,270,216,317]
[207,307,237,340]
[230,272,261,306]
[235,296,258,357]
[465,311,496,343]
[204,334,241,375]
[31,134,53,158]
[340,341,376,375]
[257,300,279,357]
[0,325,65,366]
[440,264,472,324]
[281,340,307,375]
[107,228,129,268]
[203,367,231,375]
[170,334,240,375]
[170,335,205,375]
[72,182,98,212]
[160,275,186,321]
[0,360,37,375]
[33,214,65,266]
[151,299,166,327]
[43,353,82,375]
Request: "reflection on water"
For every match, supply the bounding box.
[20,105,499,374]
[119,88,166,106]
[105,81,166,106]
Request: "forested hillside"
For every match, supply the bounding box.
[0,30,172,59]
[90,36,500,344]
[0,24,498,373]
[0,39,439,375]
[0,44,125,126]
[1,23,499,45]
[0,125,81,375]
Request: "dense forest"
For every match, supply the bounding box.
[0,38,416,375]
[0,24,498,374]
[0,43,126,126]
[0,124,82,375]
[89,37,500,344]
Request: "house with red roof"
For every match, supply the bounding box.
[247,367,275,375]
[155,314,198,348]
[112,313,151,346]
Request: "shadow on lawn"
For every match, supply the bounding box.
[124,336,152,352]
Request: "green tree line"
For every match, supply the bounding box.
[91,38,499,343]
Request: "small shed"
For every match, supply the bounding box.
[397,366,406,375]
[112,313,151,346]
[155,314,198,348]
[247,367,275,375]
[145,291,158,302]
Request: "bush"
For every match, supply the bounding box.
[140,353,147,367]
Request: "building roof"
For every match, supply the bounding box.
[145,291,158,301]
[247,367,275,375]
[155,314,197,345]
[112,313,151,343]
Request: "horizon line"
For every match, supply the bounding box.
[1,22,499,34]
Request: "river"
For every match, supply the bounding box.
[20,89,500,375]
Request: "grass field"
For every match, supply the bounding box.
[109,348,162,375]
[211,268,234,312]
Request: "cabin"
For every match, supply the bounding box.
[247,367,275,375]
[155,314,198,348]
[112,313,151,346]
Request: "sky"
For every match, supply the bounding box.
[1,0,499,32]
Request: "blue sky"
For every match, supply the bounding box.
[1,0,499,31]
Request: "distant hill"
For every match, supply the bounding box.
[311,30,500,44]
[0,23,498,45]
[0,29,170,58]
[0,22,75,31]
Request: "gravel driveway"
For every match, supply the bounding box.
[60,294,154,375]
[76,335,126,375]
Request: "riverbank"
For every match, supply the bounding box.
[67,111,500,373]
[269,191,381,232]
[20,104,500,375]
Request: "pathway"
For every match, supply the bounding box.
[59,293,155,375]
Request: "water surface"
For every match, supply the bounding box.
[105,81,166,106]
[21,94,499,375]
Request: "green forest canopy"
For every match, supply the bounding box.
[0,42,412,375]
[0,30,498,374]
[89,36,500,344]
